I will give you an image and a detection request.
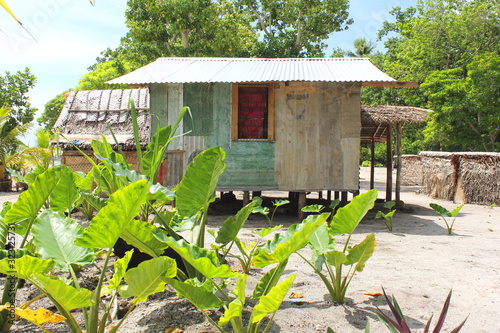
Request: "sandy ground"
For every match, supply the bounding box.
[1,167,499,332]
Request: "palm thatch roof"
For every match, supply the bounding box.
[54,89,150,150]
[360,105,433,143]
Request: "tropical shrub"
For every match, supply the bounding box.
[298,189,378,303]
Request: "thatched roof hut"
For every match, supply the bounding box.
[54,89,150,150]
[359,105,432,204]
[360,105,432,143]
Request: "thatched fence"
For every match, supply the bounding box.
[402,152,500,205]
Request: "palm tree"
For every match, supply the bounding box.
[346,38,377,57]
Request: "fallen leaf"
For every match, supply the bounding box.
[289,292,304,299]
[164,328,184,333]
[364,291,383,297]
[15,307,66,324]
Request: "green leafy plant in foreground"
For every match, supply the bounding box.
[429,203,464,235]
[375,201,396,232]
[0,176,177,333]
[210,200,283,274]
[155,213,329,333]
[298,189,377,303]
[369,288,468,333]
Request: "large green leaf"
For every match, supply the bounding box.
[74,170,93,191]
[215,201,256,245]
[33,273,93,311]
[32,211,97,272]
[251,261,287,298]
[165,278,224,310]
[309,222,336,255]
[325,250,347,269]
[108,250,133,291]
[251,274,296,323]
[0,255,55,279]
[4,165,68,228]
[0,255,54,278]
[252,213,328,268]
[345,234,376,272]
[75,180,150,249]
[218,274,247,326]
[49,167,79,213]
[329,189,377,236]
[175,147,226,218]
[121,256,177,304]
[157,237,238,279]
[120,219,169,258]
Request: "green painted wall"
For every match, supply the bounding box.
[183,83,213,136]
[177,82,276,187]
[218,141,277,187]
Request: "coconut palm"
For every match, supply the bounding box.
[346,38,377,57]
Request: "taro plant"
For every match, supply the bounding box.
[210,200,283,274]
[252,197,290,227]
[370,288,468,333]
[154,213,329,333]
[375,201,396,232]
[0,175,178,333]
[297,189,378,303]
[429,203,464,235]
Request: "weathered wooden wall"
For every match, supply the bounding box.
[274,82,360,191]
[151,81,362,191]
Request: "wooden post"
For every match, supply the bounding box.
[243,191,250,206]
[386,124,393,202]
[318,191,323,199]
[298,192,307,220]
[327,191,332,201]
[370,138,375,190]
[341,191,348,205]
[395,123,402,207]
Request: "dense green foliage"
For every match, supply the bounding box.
[363,0,500,152]
[37,92,67,130]
[0,69,37,127]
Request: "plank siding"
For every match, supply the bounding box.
[183,83,213,136]
[274,82,360,191]
[150,82,360,190]
[218,141,276,187]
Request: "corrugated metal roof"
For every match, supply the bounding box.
[107,57,397,85]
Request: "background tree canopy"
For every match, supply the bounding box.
[36,0,499,153]
[363,0,500,152]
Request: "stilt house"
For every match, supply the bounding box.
[107,57,416,198]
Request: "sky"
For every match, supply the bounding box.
[1,0,417,145]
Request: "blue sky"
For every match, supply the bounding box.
[1,0,416,144]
